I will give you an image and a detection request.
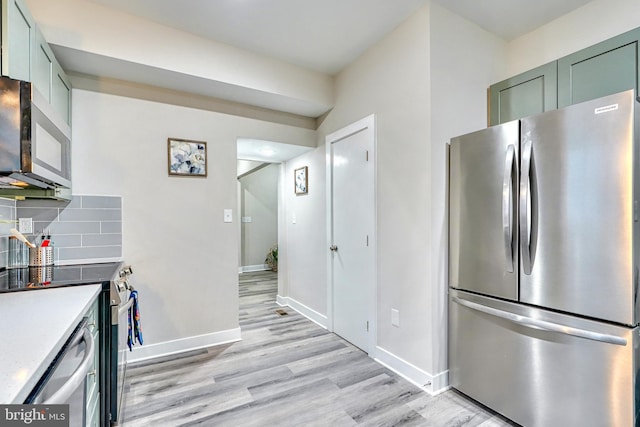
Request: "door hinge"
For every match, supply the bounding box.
[366,235,369,246]
[366,321,369,332]
[366,150,369,162]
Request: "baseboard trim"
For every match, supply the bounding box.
[127,327,242,363]
[374,346,449,395]
[239,264,269,273]
[277,295,328,329]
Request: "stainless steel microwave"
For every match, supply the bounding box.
[0,76,71,200]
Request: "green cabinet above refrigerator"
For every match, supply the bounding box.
[489,26,640,125]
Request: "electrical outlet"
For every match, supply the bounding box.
[391,309,400,327]
[18,218,33,234]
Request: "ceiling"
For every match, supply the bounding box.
[78,0,596,162]
[89,0,596,75]
[431,0,595,41]
[237,139,313,163]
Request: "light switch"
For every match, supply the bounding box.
[391,309,400,327]
[224,209,233,223]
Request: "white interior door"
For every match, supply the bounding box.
[327,115,375,353]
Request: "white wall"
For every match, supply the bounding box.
[239,163,278,268]
[25,0,334,116]
[72,88,315,360]
[32,0,638,382]
[278,2,506,392]
[428,2,506,379]
[280,148,327,315]
[322,4,433,376]
[506,0,640,78]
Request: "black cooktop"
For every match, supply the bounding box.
[0,262,123,292]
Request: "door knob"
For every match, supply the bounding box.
[329,245,338,252]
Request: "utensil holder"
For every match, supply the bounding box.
[29,265,54,284]
[29,246,54,266]
[7,236,29,268]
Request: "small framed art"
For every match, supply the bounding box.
[294,166,308,194]
[168,138,207,177]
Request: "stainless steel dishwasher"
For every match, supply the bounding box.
[26,318,96,427]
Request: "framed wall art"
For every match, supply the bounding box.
[294,166,308,194]
[168,138,207,177]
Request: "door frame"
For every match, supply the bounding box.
[325,114,377,355]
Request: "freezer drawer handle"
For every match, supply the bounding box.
[451,296,627,346]
[43,326,96,404]
[502,144,516,273]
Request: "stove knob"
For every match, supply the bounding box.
[116,281,126,292]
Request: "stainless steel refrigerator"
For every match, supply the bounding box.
[448,89,640,427]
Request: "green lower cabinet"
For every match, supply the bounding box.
[558,28,640,108]
[489,62,557,126]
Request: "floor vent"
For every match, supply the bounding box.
[275,309,288,316]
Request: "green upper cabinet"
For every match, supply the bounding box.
[33,28,53,102]
[558,28,640,108]
[489,62,557,126]
[1,0,72,125]
[52,61,71,124]
[489,27,640,124]
[1,0,35,81]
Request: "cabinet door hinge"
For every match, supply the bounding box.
[366,321,369,332]
[366,150,369,162]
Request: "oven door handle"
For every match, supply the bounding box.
[118,297,134,317]
[43,327,95,404]
[111,297,134,325]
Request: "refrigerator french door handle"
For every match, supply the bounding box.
[520,140,533,274]
[502,145,516,273]
[451,295,627,346]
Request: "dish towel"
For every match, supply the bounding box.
[127,290,143,351]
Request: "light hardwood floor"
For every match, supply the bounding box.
[121,271,516,426]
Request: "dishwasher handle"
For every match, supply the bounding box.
[43,327,95,404]
[451,295,628,346]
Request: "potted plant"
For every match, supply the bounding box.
[265,244,278,272]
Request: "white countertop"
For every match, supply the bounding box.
[0,284,102,403]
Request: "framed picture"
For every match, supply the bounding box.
[168,138,207,177]
[294,166,308,194]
